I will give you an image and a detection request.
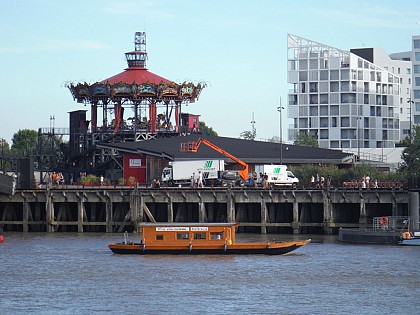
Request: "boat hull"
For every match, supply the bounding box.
[108,240,310,255]
[399,238,420,246]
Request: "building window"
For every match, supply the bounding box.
[414,90,420,99]
[364,117,369,128]
[330,141,339,148]
[415,103,420,111]
[414,39,420,49]
[330,105,339,115]
[415,52,420,61]
[414,65,420,74]
[341,117,350,127]
[320,129,329,139]
[156,235,164,240]
[309,106,318,116]
[415,77,420,86]
[331,117,337,127]
[407,68,411,74]
[414,115,420,124]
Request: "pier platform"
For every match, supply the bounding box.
[0,186,409,234]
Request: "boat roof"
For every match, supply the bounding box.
[138,222,238,227]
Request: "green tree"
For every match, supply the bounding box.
[199,121,218,136]
[0,138,12,171]
[293,132,319,147]
[240,130,256,140]
[290,164,396,188]
[398,125,420,183]
[0,138,10,151]
[11,129,38,157]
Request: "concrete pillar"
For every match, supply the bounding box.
[226,189,234,222]
[409,191,419,231]
[106,198,113,233]
[22,197,29,232]
[45,190,54,233]
[21,193,28,232]
[391,193,398,217]
[292,200,299,234]
[78,198,85,233]
[167,198,173,223]
[359,198,367,227]
[139,196,145,223]
[199,201,206,223]
[323,193,333,234]
[260,198,267,234]
[130,190,139,226]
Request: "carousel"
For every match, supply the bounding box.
[66,32,205,171]
[67,32,205,142]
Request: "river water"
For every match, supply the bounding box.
[1,232,419,314]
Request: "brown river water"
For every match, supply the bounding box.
[1,232,419,314]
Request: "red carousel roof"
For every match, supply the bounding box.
[102,66,172,85]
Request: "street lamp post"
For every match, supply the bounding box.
[277,98,284,165]
[357,105,361,163]
[408,97,414,189]
[50,115,55,169]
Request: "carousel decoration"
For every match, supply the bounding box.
[67,32,205,136]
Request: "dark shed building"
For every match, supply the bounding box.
[96,134,354,185]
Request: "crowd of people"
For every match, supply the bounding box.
[48,172,65,188]
[190,171,204,188]
[309,174,332,189]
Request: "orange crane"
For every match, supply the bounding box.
[180,138,249,181]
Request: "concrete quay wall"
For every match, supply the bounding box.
[0,187,408,234]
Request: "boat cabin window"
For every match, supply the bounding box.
[177,233,189,240]
[194,233,206,240]
[210,232,223,240]
[156,235,164,240]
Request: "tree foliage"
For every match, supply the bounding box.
[240,130,256,140]
[11,129,38,156]
[293,132,319,147]
[0,138,10,151]
[397,125,420,181]
[290,164,400,188]
[199,121,218,136]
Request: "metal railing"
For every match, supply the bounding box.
[373,216,408,231]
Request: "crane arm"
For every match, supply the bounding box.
[180,138,249,180]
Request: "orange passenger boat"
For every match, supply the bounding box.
[108,223,310,255]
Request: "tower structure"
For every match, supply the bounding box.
[126,32,148,68]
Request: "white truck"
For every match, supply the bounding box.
[161,159,225,187]
[257,165,299,188]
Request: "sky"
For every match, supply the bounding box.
[1,0,420,144]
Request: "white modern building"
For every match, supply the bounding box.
[287,34,401,150]
[351,48,412,141]
[412,35,420,127]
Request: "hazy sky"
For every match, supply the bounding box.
[1,0,420,143]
